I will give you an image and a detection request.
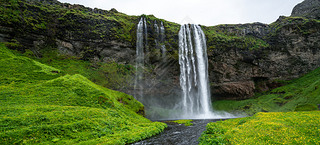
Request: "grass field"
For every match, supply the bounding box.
[199,111,320,145]
[0,43,166,144]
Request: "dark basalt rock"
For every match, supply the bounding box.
[291,0,320,19]
[208,15,320,99]
[212,81,255,100]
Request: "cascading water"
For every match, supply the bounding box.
[154,20,160,49]
[134,18,147,101]
[160,22,166,58]
[134,18,236,120]
[143,18,148,62]
[178,24,212,117]
[176,24,237,119]
[154,20,166,59]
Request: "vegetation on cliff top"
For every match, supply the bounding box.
[0,0,138,42]
[0,43,167,144]
[202,25,270,51]
[199,111,320,145]
[269,16,320,37]
[0,0,180,52]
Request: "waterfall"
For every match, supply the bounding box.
[154,20,160,49]
[160,22,166,58]
[178,24,212,117]
[134,19,236,120]
[154,20,166,59]
[134,18,147,101]
[144,18,148,62]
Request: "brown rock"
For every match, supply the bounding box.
[211,81,255,100]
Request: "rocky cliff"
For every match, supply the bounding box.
[291,0,320,19]
[207,17,320,99]
[0,0,181,109]
[1,0,320,102]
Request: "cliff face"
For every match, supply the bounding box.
[0,0,180,63]
[291,0,320,19]
[1,0,320,101]
[0,0,181,106]
[1,0,134,63]
[208,17,320,99]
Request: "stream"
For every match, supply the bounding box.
[132,119,225,145]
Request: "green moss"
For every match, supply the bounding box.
[0,44,167,144]
[268,16,320,37]
[169,120,193,126]
[202,25,269,51]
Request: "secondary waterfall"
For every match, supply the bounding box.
[154,20,166,58]
[178,24,212,117]
[160,22,166,58]
[134,18,147,100]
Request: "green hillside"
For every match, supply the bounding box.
[0,43,166,144]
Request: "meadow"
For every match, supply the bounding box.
[199,111,320,145]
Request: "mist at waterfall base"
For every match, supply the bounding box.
[134,18,242,120]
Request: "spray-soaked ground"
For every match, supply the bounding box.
[131,119,226,145]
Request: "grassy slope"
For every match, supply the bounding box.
[199,111,320,144]
[213,67,320,115]
[25,48,136,93]
[0,43,166,144]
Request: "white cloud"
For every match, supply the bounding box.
[58,0,304,26]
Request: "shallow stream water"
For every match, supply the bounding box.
[131,119,225,145]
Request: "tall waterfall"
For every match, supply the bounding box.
[178,24,212,117]
[134,19,236,119]
[134,18,147,100]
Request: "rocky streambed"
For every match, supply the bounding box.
[131,119,226,145]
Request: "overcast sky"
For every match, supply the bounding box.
[58,0,304,26]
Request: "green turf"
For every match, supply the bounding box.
[169,120,193,126]
[0,43,166,144]
[199,111,320,145]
